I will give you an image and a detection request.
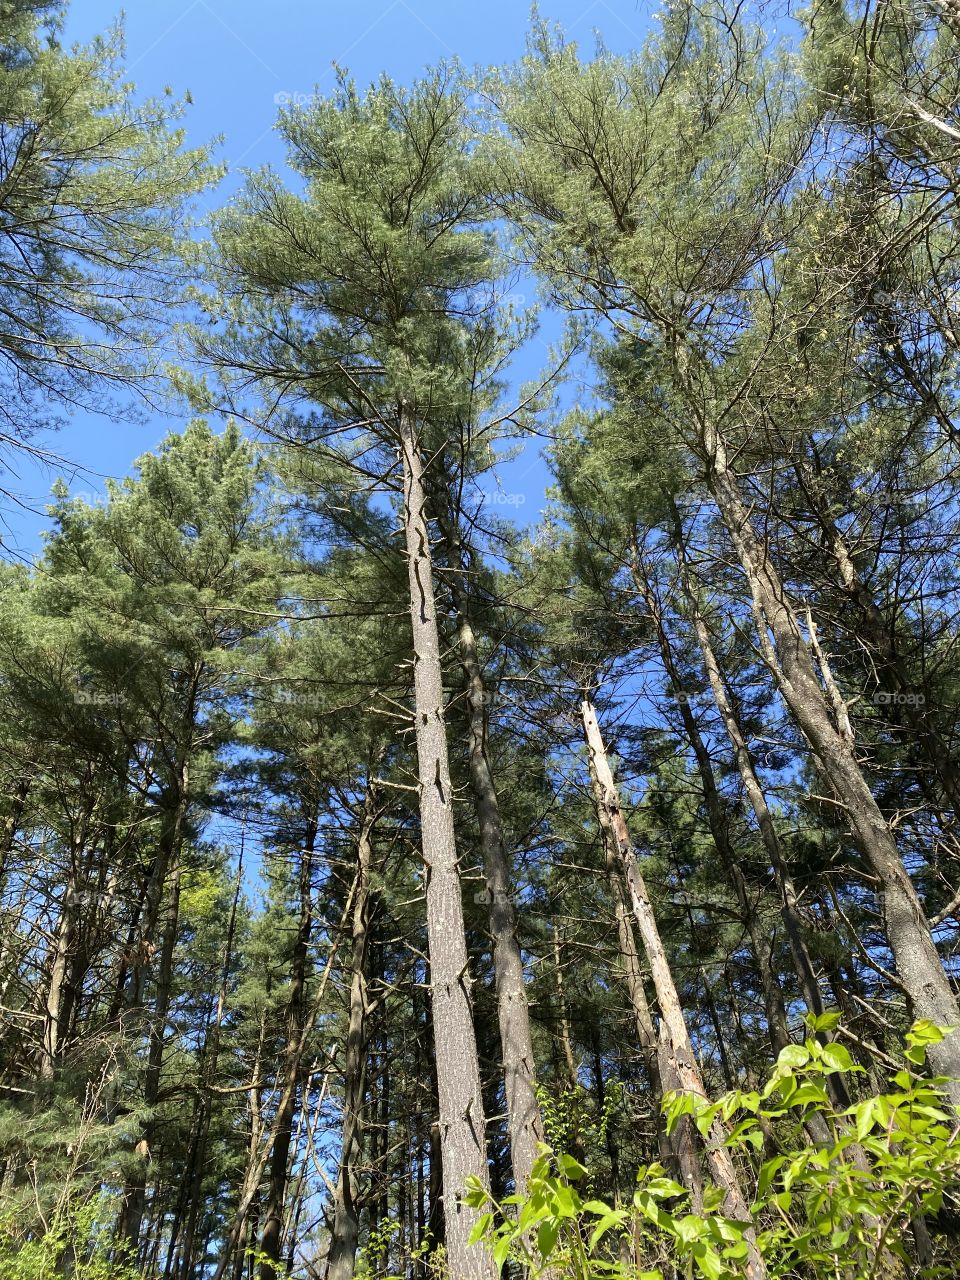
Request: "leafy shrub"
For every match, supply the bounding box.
[0,1195,139,1280]
[466,1017,960,1278]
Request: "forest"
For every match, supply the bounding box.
[1,0,960,1276]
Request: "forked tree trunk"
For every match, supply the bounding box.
[399,405,495,1279]
[581,697,766,1280]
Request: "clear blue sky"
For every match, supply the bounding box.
[2,0,655,558]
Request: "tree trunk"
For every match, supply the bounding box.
[453,596,544,1195]
[172,846,245,1280]
[399,405,494,1279]
[635,556,793,1059]
[326,796,377,1280]
[599,767,703,1199]
[795,457,960,818]
[581,696,766,1280]
[258,815,318,1280]
[40,875,77,1081]
[698,414,960,1092]
[120,752,190,1259]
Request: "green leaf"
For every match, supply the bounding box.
[776,1044,811,1070]
[556,1152,588,1181]
[493,1233,512,1273]
[588,1208,628,1252]
[809,1011,842,1033]
[467,1212,493,1245]
[820,1043,854,1072]
[692,1240,727,1280]
[536,1218,560,1258]
[907,1020,949,1048]
[757,1156,785,1197]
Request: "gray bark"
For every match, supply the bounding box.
[453,596,544,1195]
[697,412,960,1093]
[326,795,377,1280]
[581,696,766,1280]
[399,405,495,1279]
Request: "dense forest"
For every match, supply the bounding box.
[2,0,960,1276]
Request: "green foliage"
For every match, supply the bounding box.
[0,1195,140,1280]
[467,1020,960,1278]
[0,3,218,441]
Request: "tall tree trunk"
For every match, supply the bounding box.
[452,592,544,1195]
[0,774,29,884]
[677,561,826,1024]
[172,846,245,1280]
[40,874,77,1081]
[696,410,960,1091]
[122,858,182,1259]
[399,405,494,1279]
[581,696,766,1280]
[635,557,793,1059]
[326,796,377,1280]
[600,770,703,1199]
[119,756,190,1259]
[795,456,960,818]
[551,923,580,1096]
[258,815,318,1280]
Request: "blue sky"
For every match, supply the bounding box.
[1,0,655,558]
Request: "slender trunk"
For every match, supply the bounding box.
[698,414,960,1092]
[600,771,702,1198]
[0,775,29,883]
[326,798,377,1280]
[119,731,193,1253]
[173,846,245,1280]
[399,405,494,1279]
[581,697,766,1280]
[796,457,960,817]
[122,858,182,1258]
[40,875,77,1081]
[551,924,580,1096]
[452,593,544,1195]
[636,558,792,1058]
[680,570,825,1024]
[258,817,318,1280]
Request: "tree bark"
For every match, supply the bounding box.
[453,599,545,1195]
[399,405,495,1279]
[581,696,766,1280]
[696,411,960,1093]
[258,815,318,1280]
[635,556,793,1059]
[326,795,377,1280]
[599,762,703,1199]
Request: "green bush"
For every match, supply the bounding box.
[0,1196,139,1280]
[466,1017,960,1279]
